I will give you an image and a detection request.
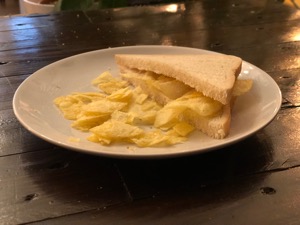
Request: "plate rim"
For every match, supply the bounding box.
[12,45,282,158]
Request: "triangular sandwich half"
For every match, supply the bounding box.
[115,54,250,139]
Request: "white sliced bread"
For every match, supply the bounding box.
[115,54,242,105]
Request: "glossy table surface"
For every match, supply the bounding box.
[1,1,300,224]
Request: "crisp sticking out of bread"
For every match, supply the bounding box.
[181,104,232,139]
[115,54,242,105]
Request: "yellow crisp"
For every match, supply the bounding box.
[53,92,106,120]
[89,120,144,144]
[79,99,127,117]
[132,129,186,147]
[154,108,183,130]
[153,78,192,99]
[173,122,195,137]
[87,133,112,145]
[54,95,85,120]
[92,71,128,94]
[128,99,161,125]
[107,87,132,102]
[111,111,134,124]
[166,91,223,117]
[68,137,81,142]
[232,79,253,96]
[71,115,109,131]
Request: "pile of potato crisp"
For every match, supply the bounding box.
[54,71,195,147]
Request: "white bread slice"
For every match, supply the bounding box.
[115,54,242,105]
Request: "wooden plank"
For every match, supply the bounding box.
[0,23,300,78]
[0,2,299,54]
[2,13,300,52]
[0,3,298,224]
[0,149,129,224]
[85,1,300,27]
[222,42,300,73]
[0,0,19,16]
[26,163,300,225]
[0,73,26,92]
[0,119,54,156]
[0,1,291,32]
[0,12,90,31]
[270,68,300,106]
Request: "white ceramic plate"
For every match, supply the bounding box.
[13,45,282,158]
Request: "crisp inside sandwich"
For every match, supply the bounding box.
[115,54,252,139]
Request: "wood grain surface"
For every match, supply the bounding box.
[0,0,299,224]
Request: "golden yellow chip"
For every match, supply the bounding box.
[128,101,159,125]
[92,71,128,94]
[153,79,192,99]
[132,129,186,147]
[69,92,106,102]
[87,133,112,145]
[154,108,183,129]
[135,93,148,104]
[166,91,223,117]
[80,99,127,117]
[232,79,253,96]
[107,87,132,102]
[54,95,85,120]
[111,111,134,124]
[172,122,195,137]
[71,115,110,131]
[90,120,144,141]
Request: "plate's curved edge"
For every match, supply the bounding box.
[12,45,283,158]
[242,60,283,115]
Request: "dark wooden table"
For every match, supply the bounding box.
[1,1,300,224]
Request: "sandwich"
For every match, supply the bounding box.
[115,54,252,139]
